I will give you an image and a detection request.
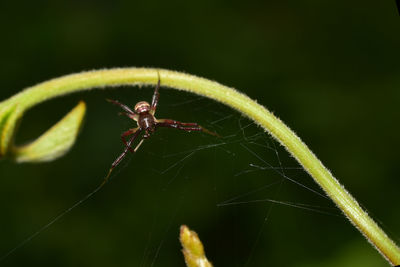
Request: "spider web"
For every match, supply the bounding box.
[0,89,369,267]
[123,92,345,267]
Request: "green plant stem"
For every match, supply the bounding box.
[1,68,399,265]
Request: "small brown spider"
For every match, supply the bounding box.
[104,74,218,182]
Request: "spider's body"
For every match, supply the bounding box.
[138,115,156,139]
[104,74,218,180]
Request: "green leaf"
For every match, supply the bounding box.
[11,101,86,163]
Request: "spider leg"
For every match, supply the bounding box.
[156,119,220,137]
[107,98,135,114]
[121,128,139,153]
[102,128,143,185]
[113,130,142,169]
[150,71,161,115]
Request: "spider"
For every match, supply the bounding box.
[103,74,218,182]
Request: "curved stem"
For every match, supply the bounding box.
[1,68,399,265]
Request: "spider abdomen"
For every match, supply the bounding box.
[138,113,156,136]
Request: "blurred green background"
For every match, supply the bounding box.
[0,1,399,266]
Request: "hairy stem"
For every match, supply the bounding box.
[1,68,399,265]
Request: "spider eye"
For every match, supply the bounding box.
[134,101,150,114]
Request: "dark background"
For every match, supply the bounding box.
[0,1,399,266]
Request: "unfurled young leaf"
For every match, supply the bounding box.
[11,101,86,163]
[0,103,19,157]
[180,225,213,267]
